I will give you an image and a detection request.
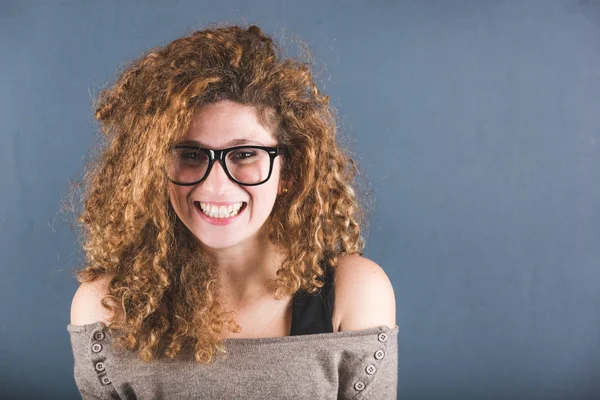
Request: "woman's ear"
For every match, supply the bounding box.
[278,182,288,195]
[278,177,291,195]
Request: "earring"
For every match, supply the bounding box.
[282,188,288,193]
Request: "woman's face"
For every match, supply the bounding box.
[168,100,284,250]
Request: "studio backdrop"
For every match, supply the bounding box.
[1,0,599,399]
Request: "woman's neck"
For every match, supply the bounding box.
[209,236,286,307]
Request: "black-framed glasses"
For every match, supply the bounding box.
[166,144,288,186]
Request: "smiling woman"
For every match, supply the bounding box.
[66,23,397,399]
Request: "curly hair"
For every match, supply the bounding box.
[65,23,372,365]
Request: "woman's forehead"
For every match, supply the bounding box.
[182,101,276,147]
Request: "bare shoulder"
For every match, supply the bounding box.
[333,254,397,332]
[70,275,115,326]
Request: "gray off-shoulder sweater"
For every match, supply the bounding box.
[67,321,398,399]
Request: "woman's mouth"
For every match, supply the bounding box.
[194,201,247,225]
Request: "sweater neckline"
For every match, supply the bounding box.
[67,320,398,346]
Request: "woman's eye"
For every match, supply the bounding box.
[233,151,256,160]
[180,152,197,161]
[180,151,207,163]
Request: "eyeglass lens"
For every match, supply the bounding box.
[167,147,271,185]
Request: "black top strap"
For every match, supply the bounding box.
[289,262,335,335]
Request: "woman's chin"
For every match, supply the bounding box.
[195,233,245,250]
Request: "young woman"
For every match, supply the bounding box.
[67,24,398,399]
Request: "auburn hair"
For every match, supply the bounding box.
[65,23,371,364]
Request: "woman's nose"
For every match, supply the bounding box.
[202,159,235,191]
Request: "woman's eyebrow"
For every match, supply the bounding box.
[176,138,266,147]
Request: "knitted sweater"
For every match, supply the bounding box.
[67,321,398,399]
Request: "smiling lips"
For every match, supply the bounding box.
[197,202,245,219]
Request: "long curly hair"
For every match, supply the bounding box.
[65,23,372,364]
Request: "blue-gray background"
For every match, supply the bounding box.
[1,0,599,399]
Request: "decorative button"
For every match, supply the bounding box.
[91,343,103,353]
[101,376,111,385]
[93,331,105,341]
[95,361,105,372]
[378,332,388,342]
[366,364,377,375]
[354,381,365,391]
[374,349,385,360]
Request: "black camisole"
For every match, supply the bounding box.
[289,262,335,335]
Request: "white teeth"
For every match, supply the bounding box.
[198,202,244,219]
